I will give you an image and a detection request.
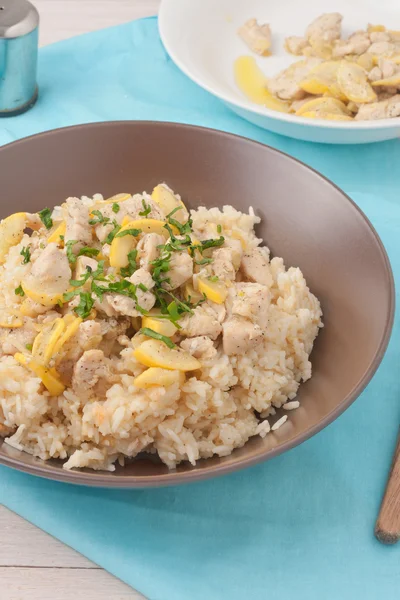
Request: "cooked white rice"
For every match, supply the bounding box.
[0,193,322,471]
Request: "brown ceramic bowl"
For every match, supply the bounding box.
[0,122,394,487]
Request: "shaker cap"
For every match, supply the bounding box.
[0,0,39,39]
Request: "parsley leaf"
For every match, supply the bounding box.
[120,249,138,278]
[74,292,94,319]
[208,275,219,282]
[115,228,141,239]
[89,210,110,226]
[217,224,222,234]
[66,240,78,264]
[112,203,120,214]
[38,208,53,230]
[20,246,31,264]
[104,220,121,244]
[15,284,25,297]
[139,199,151,217]
[70,266,93,288]
[78,247,100,259]
[25,343,33,351]
[138,283,148,292]
[200,236,225,250]
[139,327,176,349]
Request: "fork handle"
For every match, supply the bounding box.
[375,430,400,544]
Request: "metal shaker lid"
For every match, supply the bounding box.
[0,0,39,39]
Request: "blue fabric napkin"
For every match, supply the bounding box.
[1,17,400,600]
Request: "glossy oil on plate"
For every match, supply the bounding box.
[159,0,400,144]
[0,121,394,487]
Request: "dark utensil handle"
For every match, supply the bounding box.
[375,430,400,544]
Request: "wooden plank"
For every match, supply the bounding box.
[0,567,145,599]
[0,507,96,568]
[32,0,161,46]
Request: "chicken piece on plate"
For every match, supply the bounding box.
[238,18,271,56]
[76,320,103,352]
[179,303,223,340]
[211,247,237,282]
[305,13,343,45]
[223,238,243,270]
[378,57,398,79]
[268,58,322,100]
[106,268,156,317]
[180,336,217,361]
[64,198,92,252]
[227,283,270,329]
[72,349,109,392]
[222,316,264,356]
[285,36,310,56]
[162,251,193,291]
[137,233,164,270]
[355,94,400,120]
[332,31,371,57]
[240,247,273,287]
[370,31,391,43]
[368,41,395,56]
[95,196,165,243]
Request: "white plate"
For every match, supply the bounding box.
[159,0,400,144]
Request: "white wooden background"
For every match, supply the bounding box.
[1,1,161,598]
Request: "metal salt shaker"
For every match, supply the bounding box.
[0,0,39,116]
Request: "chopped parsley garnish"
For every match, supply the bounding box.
[199,236,225,251]
[208,276,219,282]
[217,224,222,234]
[139,199,151,217]
[59,235,64,241]
[104,220,121,244]
[20,246,31,264]
[138,283,148,292]
[66,240,78,263]
[78,247,100,259]
[70,266,93,288]
[139,327,176,349]
[15,284,25,297]
[74,292,95,319]
[120,249,138,278]
[89,210,110,226]
[195,257,213,266]
[38,208,53,230]
[25,344,33,351]
[115,228,142,239]
[112,203,120,214]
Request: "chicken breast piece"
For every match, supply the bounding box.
[240,247,273,287]
[368,66,383,82]
[238,18,271,56]
[268,58,322,100]
[333,30,371,57]
[222,316,264,356]
[305,13,343,45]
[64,198,92,251]
[223,238,243,270]
[180,336,217,360]
[137,233,164,270]
[106,268,156,317]
[162,251,193,291]
[368,41,395,56]
[30,243,71,291]
[285,36,310,56]
[72,349,109,392]
[370,31,391,43]
[355,94,400,119]
[76,320,103,352]
[179,304,223,340]
[227,283,270,329]
[211,247,237,282]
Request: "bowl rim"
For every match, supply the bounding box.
[0,120,395,488]
[158,0,400,132]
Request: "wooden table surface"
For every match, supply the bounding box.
[1,1,160,598]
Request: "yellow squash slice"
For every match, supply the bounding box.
[110,219,169,269]
[14,352,65,396]
[296,96,350,116]
[151,185,187,223]
[337,62,377,103]
[134,339,201,371]
[0,212,27,264]
[299,61,347,101]
[53,315,82,360]
[301,111,353,121]
[32,318,66,366]
[47,221,66,245]
[141,312,178,337]
[197,277,228,304]
[183,282,204,304]
[371,73,400,87]
[22,275,70,307]
[234,56,290,112]
[133,367,185,389]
